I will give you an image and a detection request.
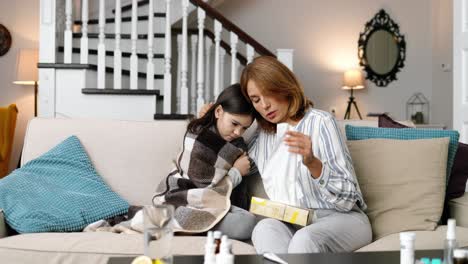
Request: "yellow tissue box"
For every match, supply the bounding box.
[249,197,314,226]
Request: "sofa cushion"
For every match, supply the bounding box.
[347,138,449,240]
[346,125,460,185]
[0,136,129,233]
[377,114,468,200]
[449,194,468,228]
[0,233,255,264]
[357,225,468,252]
[448,142,468,199]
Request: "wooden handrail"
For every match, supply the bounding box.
[172,28,248,65]
[189,0,275,58]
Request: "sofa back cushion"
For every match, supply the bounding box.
[22,118,188,205]
[347,138,449,240]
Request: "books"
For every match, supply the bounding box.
[249,197,314,226]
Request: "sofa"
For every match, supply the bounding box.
[0,117,467,264]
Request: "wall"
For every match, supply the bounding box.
[217,0,451,125]
[431,0,453,129]
[0,0,39,172]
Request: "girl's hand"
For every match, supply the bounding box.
[198,102,214,118]
[233,153,251,176]
[284,131,322,178]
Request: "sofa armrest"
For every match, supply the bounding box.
[0,209,6,238]
[449,193,468,228]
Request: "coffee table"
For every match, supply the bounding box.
[108,249,443,264]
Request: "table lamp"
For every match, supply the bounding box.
[342,69,365,119]
[13,49,39,116]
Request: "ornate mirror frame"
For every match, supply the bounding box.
[358,9,406,87]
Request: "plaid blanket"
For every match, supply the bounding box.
[153,127,246,233]
[83,128,246,234]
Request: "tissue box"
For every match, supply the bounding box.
[249,197,314,226]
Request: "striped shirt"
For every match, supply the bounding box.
[247,108,366,212]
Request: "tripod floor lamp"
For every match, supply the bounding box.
[342,69,365,120]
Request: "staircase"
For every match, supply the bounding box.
[38,0,293,121]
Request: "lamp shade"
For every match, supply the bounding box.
[342,69,365,90]
[13,49,39,85]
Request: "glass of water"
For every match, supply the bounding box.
[143,204,174,264]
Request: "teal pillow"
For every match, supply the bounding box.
[0,136,129,233]
[345,125,460,184]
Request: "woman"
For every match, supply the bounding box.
[240,56,372,253]
[155,84,256,240]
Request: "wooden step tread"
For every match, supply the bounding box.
[113,0,150,14]
[72,33,165,39]
[154,113,194,120]
[74,13,165,25]
[82,88,161,96]
[87,64,164,79]
[58,46,164,59]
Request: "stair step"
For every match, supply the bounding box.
[58,46,164,59]
[82,88,161,97]
[114,0,150,14]
[72,33,165,39]
[74,13,165,26]
[154,114,194,120]
[38,63,92,69]
[87,64,164,79]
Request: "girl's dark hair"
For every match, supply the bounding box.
[187,83,254,133]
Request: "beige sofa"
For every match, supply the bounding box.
[0,117,467,263]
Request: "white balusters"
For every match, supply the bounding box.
[213,20,222,98]
[176,34,182,112]
[163,0,172,114]
[220,48,226,92]
[130,0,138,90]
[114,0,122,89]
[276,49,294,71]
[64,0,72,63]
[190,35,198,114]
[146,0,155,90]
[230,32,239,85]
[180,0,189,114]
[97,0,106,88]
[80,0,88,64]
[247,44,255,64]
[196,8,206,111]
[204,37,213,102]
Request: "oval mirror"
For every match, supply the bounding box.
[358,10,406,87]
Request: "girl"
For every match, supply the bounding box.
[154,84,256,240]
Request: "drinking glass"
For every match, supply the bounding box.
[143,204,174,264]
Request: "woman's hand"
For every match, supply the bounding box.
[283,131,322,179]
[198,102,214,118]
[233,153,251,176]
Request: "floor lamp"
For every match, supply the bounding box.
[13,49,39,117]
[342,69,365,120]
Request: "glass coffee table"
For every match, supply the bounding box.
[108,249,443,264]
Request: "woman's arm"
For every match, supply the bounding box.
[313,116,362,212]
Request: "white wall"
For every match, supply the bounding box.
[431,0,453,129]
[217,0,452,125]
[0,0,39,172]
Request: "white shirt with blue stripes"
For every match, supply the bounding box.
[247,108,366,212]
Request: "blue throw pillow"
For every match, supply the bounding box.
[345,125,460,184]
[0,136,129,233]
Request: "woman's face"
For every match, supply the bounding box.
[246,80,290,124]
[215,106,253,141]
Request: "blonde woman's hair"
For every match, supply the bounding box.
[240,56,313,133]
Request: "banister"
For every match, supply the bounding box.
[172,28,248,65]
[188,0,275,58]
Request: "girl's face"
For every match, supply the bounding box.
[246,80,290,124]
[215,106,253,141]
